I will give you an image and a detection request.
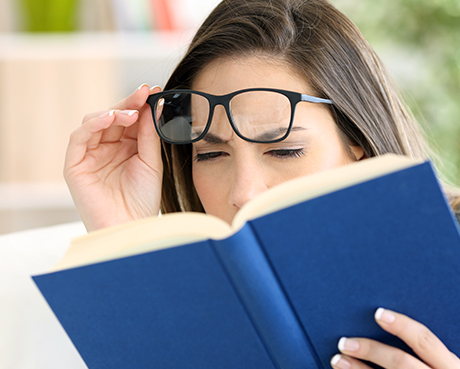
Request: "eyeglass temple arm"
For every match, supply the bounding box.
[301,94,333,104]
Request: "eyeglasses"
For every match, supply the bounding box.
[146,88,333,144]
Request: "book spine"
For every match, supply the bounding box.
[210,225,320,369]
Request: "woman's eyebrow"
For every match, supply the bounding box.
[201,126,308,144]
[254,126,308,142]
[202,133,228,144]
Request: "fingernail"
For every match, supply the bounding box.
[375,308,395,324]
[137,83,149,91]
[119,110,138,116]
[338,337,359,352]
[150,85,161,91]
[331,354,351,369]
[98,110,115,118]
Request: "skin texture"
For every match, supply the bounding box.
[332,308,460,369]
[64,55,460,369]
[191,57,363,224]
[64,85,164,231]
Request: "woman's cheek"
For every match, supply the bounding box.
[193,165,227,208]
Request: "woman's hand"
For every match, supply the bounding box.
[65,84,163,232]
[330,308,460,369]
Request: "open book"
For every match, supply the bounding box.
[33,155,460,369]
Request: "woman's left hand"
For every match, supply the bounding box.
[330,308,460,369]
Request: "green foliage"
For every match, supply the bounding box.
[332,0,460,185]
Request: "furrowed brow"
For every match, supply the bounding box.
[202,132,228,144]
[200,127,307,144]
[254,126,308,141]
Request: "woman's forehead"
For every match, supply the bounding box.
[191,55,316,95]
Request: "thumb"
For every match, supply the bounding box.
[137,91,163,173]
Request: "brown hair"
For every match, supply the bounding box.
[159,0,460,213]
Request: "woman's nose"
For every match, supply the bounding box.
[228,157,269,209]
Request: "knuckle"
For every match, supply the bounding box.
[69,129,79,141]
[82,113,94,123]
[82,110,107,124]
[357,339,372,356]
[391,351,417,369]
[414,326,438,352]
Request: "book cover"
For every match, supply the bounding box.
[33,157,460,368]
[248,161,460,368]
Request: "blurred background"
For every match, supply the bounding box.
[0,0,459,234]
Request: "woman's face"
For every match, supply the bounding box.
[191,56,363,224]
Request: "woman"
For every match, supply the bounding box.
[64,0,460,367]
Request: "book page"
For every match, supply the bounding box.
[232,154,422,230]
[51,212,231,272]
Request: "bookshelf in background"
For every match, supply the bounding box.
[0,29,193,234]
[0,0,221,33]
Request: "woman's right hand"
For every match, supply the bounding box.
[64,84,163,232]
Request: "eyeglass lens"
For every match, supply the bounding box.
[154,91,292,143]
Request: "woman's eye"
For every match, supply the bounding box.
[194,152,227,162]
[267,148,305,159]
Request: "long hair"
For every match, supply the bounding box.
[159,0,460,213]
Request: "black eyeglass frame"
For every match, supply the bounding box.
[146,88,333,144]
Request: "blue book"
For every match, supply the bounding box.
[32,155,460,368]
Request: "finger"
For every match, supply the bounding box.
[149,86,164,122]
[100,109,139,143]
[374,308,460,369]
[82,110,107,125]
[65,111,116,169]
[122,85,161,137]
[110,83,159,111]
[331,353,372,369]
[150,85,162,95]
[122,86,160,141]
[82,84,158,124]
[66,109,141,169]
[88,109,138,148]
[131,85,162,169]
[337,336,431,369]
[136,100,162,172]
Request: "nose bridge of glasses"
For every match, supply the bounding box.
[200,97,235,142]
[203,92,236,128]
